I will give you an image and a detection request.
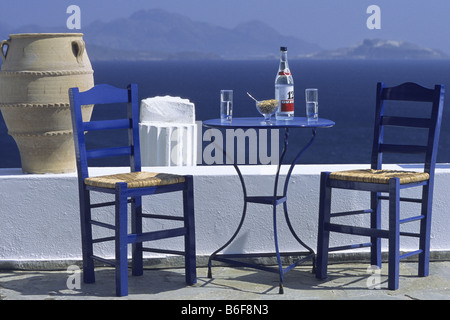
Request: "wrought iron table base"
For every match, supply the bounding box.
[207,127,318,294]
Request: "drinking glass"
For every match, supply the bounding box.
[305,88,318,122]
[220,90,233,122]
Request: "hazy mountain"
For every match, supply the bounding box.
[1,10,448,61]
[0,8,320,61]
[304,39,448,60]
[82,9,322,60]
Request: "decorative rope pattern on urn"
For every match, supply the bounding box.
[9,130,74,137]
[0,103,92,109]
[0,70,94,77]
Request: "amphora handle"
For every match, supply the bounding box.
[71,40,85,63]
[1,40,10,62]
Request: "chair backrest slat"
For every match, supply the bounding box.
[381,116,431,128]
[77,84,130,105]
[83,119,131,131]
[380,82,437,102]
[86,146,132,160]
[379,144,428,154]
[371,82,445,173]
[69,84,141,181]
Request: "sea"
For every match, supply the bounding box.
[1,59,450,167]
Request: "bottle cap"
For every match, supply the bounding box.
[280,46,287,51]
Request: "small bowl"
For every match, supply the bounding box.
[256,99,278,123]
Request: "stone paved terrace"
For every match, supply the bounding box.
[1,261,449,301]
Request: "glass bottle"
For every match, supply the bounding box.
[275,47,294,120]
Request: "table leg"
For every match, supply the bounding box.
[207,160,248,278]
[282,128,317,273]
[272,128,290,294]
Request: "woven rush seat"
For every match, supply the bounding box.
[85,171,186,189]
[329,169,430,184]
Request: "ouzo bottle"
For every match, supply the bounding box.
[275,47,294,120]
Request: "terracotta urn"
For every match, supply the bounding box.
[0,33,94,173]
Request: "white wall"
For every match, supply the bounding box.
[0,164,449,268]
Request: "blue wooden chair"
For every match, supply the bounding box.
[316,82,444,290]
[69,84,196,296]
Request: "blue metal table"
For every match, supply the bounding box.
[203,117,334,293]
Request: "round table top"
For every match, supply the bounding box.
[203,117,335,129]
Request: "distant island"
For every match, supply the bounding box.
[0,9,448,61]
[86,38,449,61]
[303,39,448,60]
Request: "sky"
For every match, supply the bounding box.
[1,0,450,53]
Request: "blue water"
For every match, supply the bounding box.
[1,59,450,167]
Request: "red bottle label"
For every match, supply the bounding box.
[277,85,294,112]
[281,99,294,112]
[278,69,291,76]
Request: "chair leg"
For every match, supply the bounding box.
[131,196,144,276]
[80,189,95,283]
[115,183,129,297]
[388,178,400,290]
[370,192,382,268]
[316,172,332,280]
[419,185,432,277]
[183,176,197,285]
